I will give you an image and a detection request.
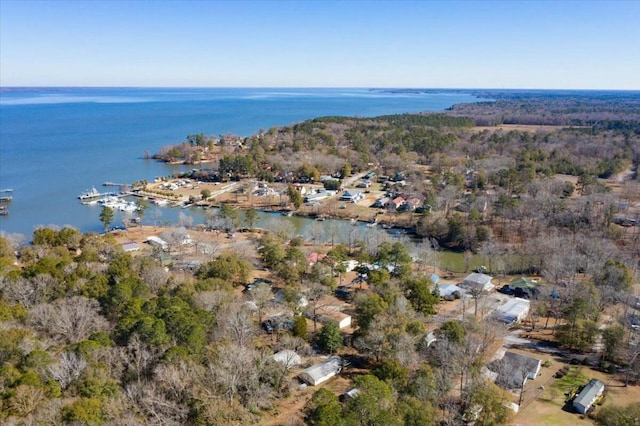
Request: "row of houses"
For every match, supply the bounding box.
[371,194,423,211]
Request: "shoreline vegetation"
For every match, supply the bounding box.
[1,90,640,426]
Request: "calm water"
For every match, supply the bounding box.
[0,88,482,237]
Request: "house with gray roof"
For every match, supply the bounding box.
[488,351,541,390]
[573,379,605,414]
[461,272,494,292]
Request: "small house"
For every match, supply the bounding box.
[339,191,362,203]
[508,277,540,299]
[121,241,140,252]
[489,351,541,390]
[317,305,352,329]
[307,252,327,266]
[494,298,530,324]
[293,184,307,195]
[403,197,422,211]
[438,283,465,299]
[145,236,168,251]
[298,356,342,386]
[461,273,494,292]
[388,196,405,211]
[372,197,389,208]
[573,379,605,414]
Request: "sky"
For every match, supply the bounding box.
[0,0,639,90]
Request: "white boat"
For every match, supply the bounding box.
[99,196,120,207]
[79,187,114,200]
[119,202,139,212]
[78,187,101,200]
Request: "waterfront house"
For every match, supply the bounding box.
[372,197,389,208]
[573,379,605,414]
[339,191,362,203]
[293,184,307,195]
[403,197,422,211]
[388,196,405,211]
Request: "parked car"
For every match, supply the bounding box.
[334,287,353,301]
[262,315,293,334]
[497,285,514,295]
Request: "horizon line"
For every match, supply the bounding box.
[1,85,639,93]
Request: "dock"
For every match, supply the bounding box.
[103,182,128,187]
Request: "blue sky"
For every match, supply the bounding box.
[1,0,638,89]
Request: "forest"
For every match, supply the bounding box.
[1,91,640,425]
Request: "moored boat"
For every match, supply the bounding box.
[79,187,115,200]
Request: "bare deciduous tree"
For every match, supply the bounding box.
[250,283,274,323]
[47,351,87,390]
[29,296,109,343]
[215,301,257,347]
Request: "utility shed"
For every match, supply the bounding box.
[494,298,530,324]
[573,379,605,414]
[461,273,494,292]
[298,356,342,386]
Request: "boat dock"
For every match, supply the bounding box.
[0,189,13,215]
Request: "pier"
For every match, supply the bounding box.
[103,182,128,187]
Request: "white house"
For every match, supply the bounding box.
[493,298,530,324]
[298,356,342,386]
[461,273,494,292]
[145,236,168,251]
[339,191,362,203]
[317,305,352,329]
[573,379,605,414]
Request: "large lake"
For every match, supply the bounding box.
[0,87,483,237]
